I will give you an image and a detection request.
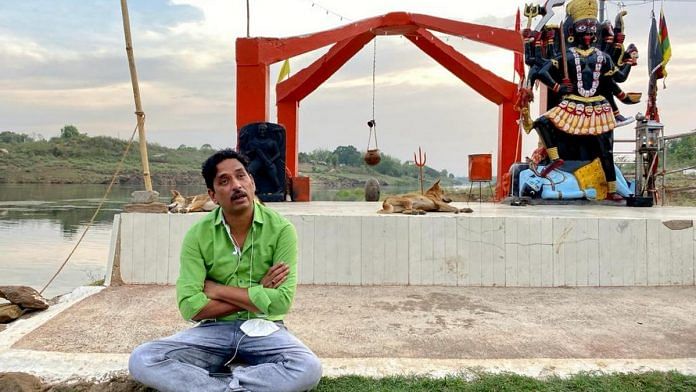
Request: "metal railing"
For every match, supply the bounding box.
[660,129,696,205]
[615,128,696,205]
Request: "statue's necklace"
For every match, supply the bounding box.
[571,47,604,98]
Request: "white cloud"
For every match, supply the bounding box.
[0,38,49,62]
[2,0,696,176]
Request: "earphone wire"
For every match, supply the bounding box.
[223,216,255,367]
[226,221,243,276]
[249,225,254,320]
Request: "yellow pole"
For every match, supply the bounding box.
[120,0,153,191]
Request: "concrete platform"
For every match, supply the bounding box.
[111,202,696,287]
[1,284,695,382]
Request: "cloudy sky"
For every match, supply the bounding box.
[1,0,694,176]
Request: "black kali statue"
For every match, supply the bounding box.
[238,122,287,202]
[520,0,640,201]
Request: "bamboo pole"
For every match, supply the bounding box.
[120,0,153,191]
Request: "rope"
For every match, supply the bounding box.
[39,120,141,295]
[371,38,376,124]
[366,38,379,150]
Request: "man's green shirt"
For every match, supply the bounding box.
[176,202,298,321]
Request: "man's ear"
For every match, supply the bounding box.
[207,188,218,204]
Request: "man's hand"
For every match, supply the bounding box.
[204,280,223,300]
[260,262,289,289]
[201,280,259,315]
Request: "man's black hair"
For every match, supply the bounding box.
[201,149,250,190]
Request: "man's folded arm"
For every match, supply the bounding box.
[176,231,243,320]
[191,299,243,321]
[248,224,298,316]
[204,283,260,314]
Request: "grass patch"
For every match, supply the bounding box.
[33,371,696,391]
[314,371,696,391]
[88,278,105,286]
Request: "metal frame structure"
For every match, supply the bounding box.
[235,12,523,199]
[616,125,696,206]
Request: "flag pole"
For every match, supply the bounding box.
[120,0,153,192]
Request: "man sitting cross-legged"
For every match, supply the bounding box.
[129,149,322,392]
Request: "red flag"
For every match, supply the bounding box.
[514,8,525,82]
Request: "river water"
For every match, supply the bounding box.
[0,184,203,298]
[0,183,405,298]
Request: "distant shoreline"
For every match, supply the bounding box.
[0,131,462,188]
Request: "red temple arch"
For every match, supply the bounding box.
[236,12,523,199]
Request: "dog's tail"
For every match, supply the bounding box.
[377,201,393,214]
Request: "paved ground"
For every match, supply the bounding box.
[1,284,696,382]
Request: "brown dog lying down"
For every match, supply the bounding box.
[168,190,217,213]
[378,179,473,215]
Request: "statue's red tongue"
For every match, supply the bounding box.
[584,35,592,46]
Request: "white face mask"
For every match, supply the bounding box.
[240,318,279,337]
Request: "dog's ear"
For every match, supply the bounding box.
[427,178,441,191]
[171,190,179,197]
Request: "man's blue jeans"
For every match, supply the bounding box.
[129,320,322,392]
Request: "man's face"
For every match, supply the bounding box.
[208,158,256,215]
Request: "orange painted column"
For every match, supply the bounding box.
[496,100,520,200]
[236,64,270,143]
[277,99,299,177]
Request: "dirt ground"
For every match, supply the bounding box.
[2,285,696,386]
[0,372,152,392]
[13,285,696,359]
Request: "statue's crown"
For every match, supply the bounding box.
[566,0,598,21]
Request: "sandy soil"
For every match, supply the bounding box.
[0,372,153,392]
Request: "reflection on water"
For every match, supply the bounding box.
[0,183,207,298]
[0,183,409,298]
[0,183,208,235]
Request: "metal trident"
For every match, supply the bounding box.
[414,146,427,195]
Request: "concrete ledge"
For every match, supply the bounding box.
[110,203,696,287]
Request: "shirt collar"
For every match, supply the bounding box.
[214,201,264,226]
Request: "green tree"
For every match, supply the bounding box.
[310,149,334,165]
[333,145,361,166]
[0,131,33,144]
[373,154,402,177]
[667,135,696,166]
[60,125,81,139]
